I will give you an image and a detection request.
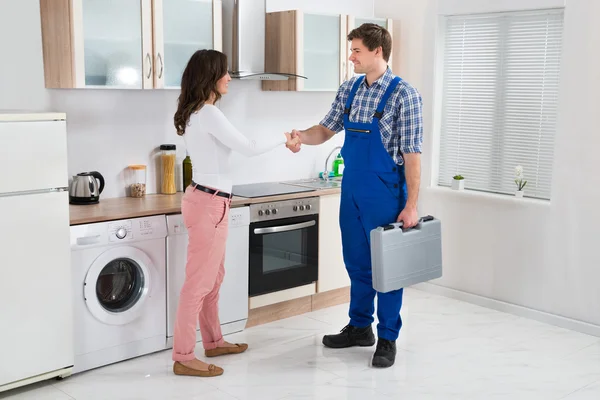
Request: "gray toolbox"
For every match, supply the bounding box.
[370,215,443,293]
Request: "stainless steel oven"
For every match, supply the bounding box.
[248,197,319,297]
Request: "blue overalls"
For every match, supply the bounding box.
[339,75,407,342]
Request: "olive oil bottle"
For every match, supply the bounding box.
[182,153,192,189]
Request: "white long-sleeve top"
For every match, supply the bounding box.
[183,104,286,193]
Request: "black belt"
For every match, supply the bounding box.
[190,181,231,199]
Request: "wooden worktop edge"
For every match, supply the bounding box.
[69,188,341,225]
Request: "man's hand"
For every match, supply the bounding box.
[290,125,335,146]
[291,129,302,141]
[285,132,301,153]
[397,205,419,228]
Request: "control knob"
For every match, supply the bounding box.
[265,209,271,215]
[299,205,305,211]
[306,204,312,211]
[272,209,278,215]
[293,206,298,211]
[258,210,264,216]
[116,228,127,239]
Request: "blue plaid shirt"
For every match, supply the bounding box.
[320,68,423,165]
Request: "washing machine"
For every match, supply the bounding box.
[166,206,250,348]
[70,215,167,373]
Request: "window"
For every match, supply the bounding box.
[437,9,564,200]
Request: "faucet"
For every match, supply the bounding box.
[323,146,342,181]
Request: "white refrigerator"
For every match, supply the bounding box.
[0,113,74,392]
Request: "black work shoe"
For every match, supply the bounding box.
[322,324,376,348]
[372,338,396,368]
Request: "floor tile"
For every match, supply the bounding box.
[0,382,73,400]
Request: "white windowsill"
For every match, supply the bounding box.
[424,185,552,207]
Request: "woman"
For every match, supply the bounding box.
[172,49,300,378]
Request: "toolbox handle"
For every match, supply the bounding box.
[382,215,434,231]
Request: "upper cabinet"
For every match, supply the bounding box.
[262,11,395,92]
[39,0,222,89]
[153,0,222,89]
[262,11,347,92]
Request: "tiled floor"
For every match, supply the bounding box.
[3,288,600,399]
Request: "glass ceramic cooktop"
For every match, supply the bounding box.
[231,182,316,198]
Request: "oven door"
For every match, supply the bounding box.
[249,214,318,296]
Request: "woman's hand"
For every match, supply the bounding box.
[285,132,301,153]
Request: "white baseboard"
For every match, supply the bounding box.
[412,282,600,338]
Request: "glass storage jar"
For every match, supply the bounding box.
[160,144,177,194]
[128,164,146,197]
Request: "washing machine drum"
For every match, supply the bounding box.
[84,247,155,325]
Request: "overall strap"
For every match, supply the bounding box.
[344,76,365,116]
[373,76,402,120]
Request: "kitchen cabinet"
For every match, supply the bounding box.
[153,0,222,89]
[317,193,350,293]
[263,11,395,92]
[262,11,348,92]
[346,16,394,80]
[39,0,222,89]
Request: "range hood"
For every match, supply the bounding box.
[228,0,307,81]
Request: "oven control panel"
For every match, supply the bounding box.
[249,196,319,222]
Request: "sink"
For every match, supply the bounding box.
[300,180,342,189]
[281,177,343,190]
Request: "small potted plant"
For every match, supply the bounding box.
[451,174,464,190]
[514,165,527,197]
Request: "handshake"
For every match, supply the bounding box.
[284,129,302,153]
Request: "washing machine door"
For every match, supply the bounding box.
[84,246,155,325]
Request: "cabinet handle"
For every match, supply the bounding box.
[146,53,152,79]
[157,53,164,79]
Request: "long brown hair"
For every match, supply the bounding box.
[174,49,228,136]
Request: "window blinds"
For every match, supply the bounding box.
[437,9,564,200]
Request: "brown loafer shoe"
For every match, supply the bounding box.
[173,361,223,377]
[205,343,248,358]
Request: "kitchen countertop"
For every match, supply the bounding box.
[69,188,341,225]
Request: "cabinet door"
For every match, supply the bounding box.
[75,0,153,88]
[346,17,393,80]
[354,17,391,30]
[153,0,222,89]
[317,194,350,293]
[301,14,346,91]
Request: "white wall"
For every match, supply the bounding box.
[1,0,375,198]
[377,0,600,329]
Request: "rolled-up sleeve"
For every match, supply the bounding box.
[319,80,350,133]
[398,86,423,154]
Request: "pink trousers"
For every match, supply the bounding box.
[172,185,231,362]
